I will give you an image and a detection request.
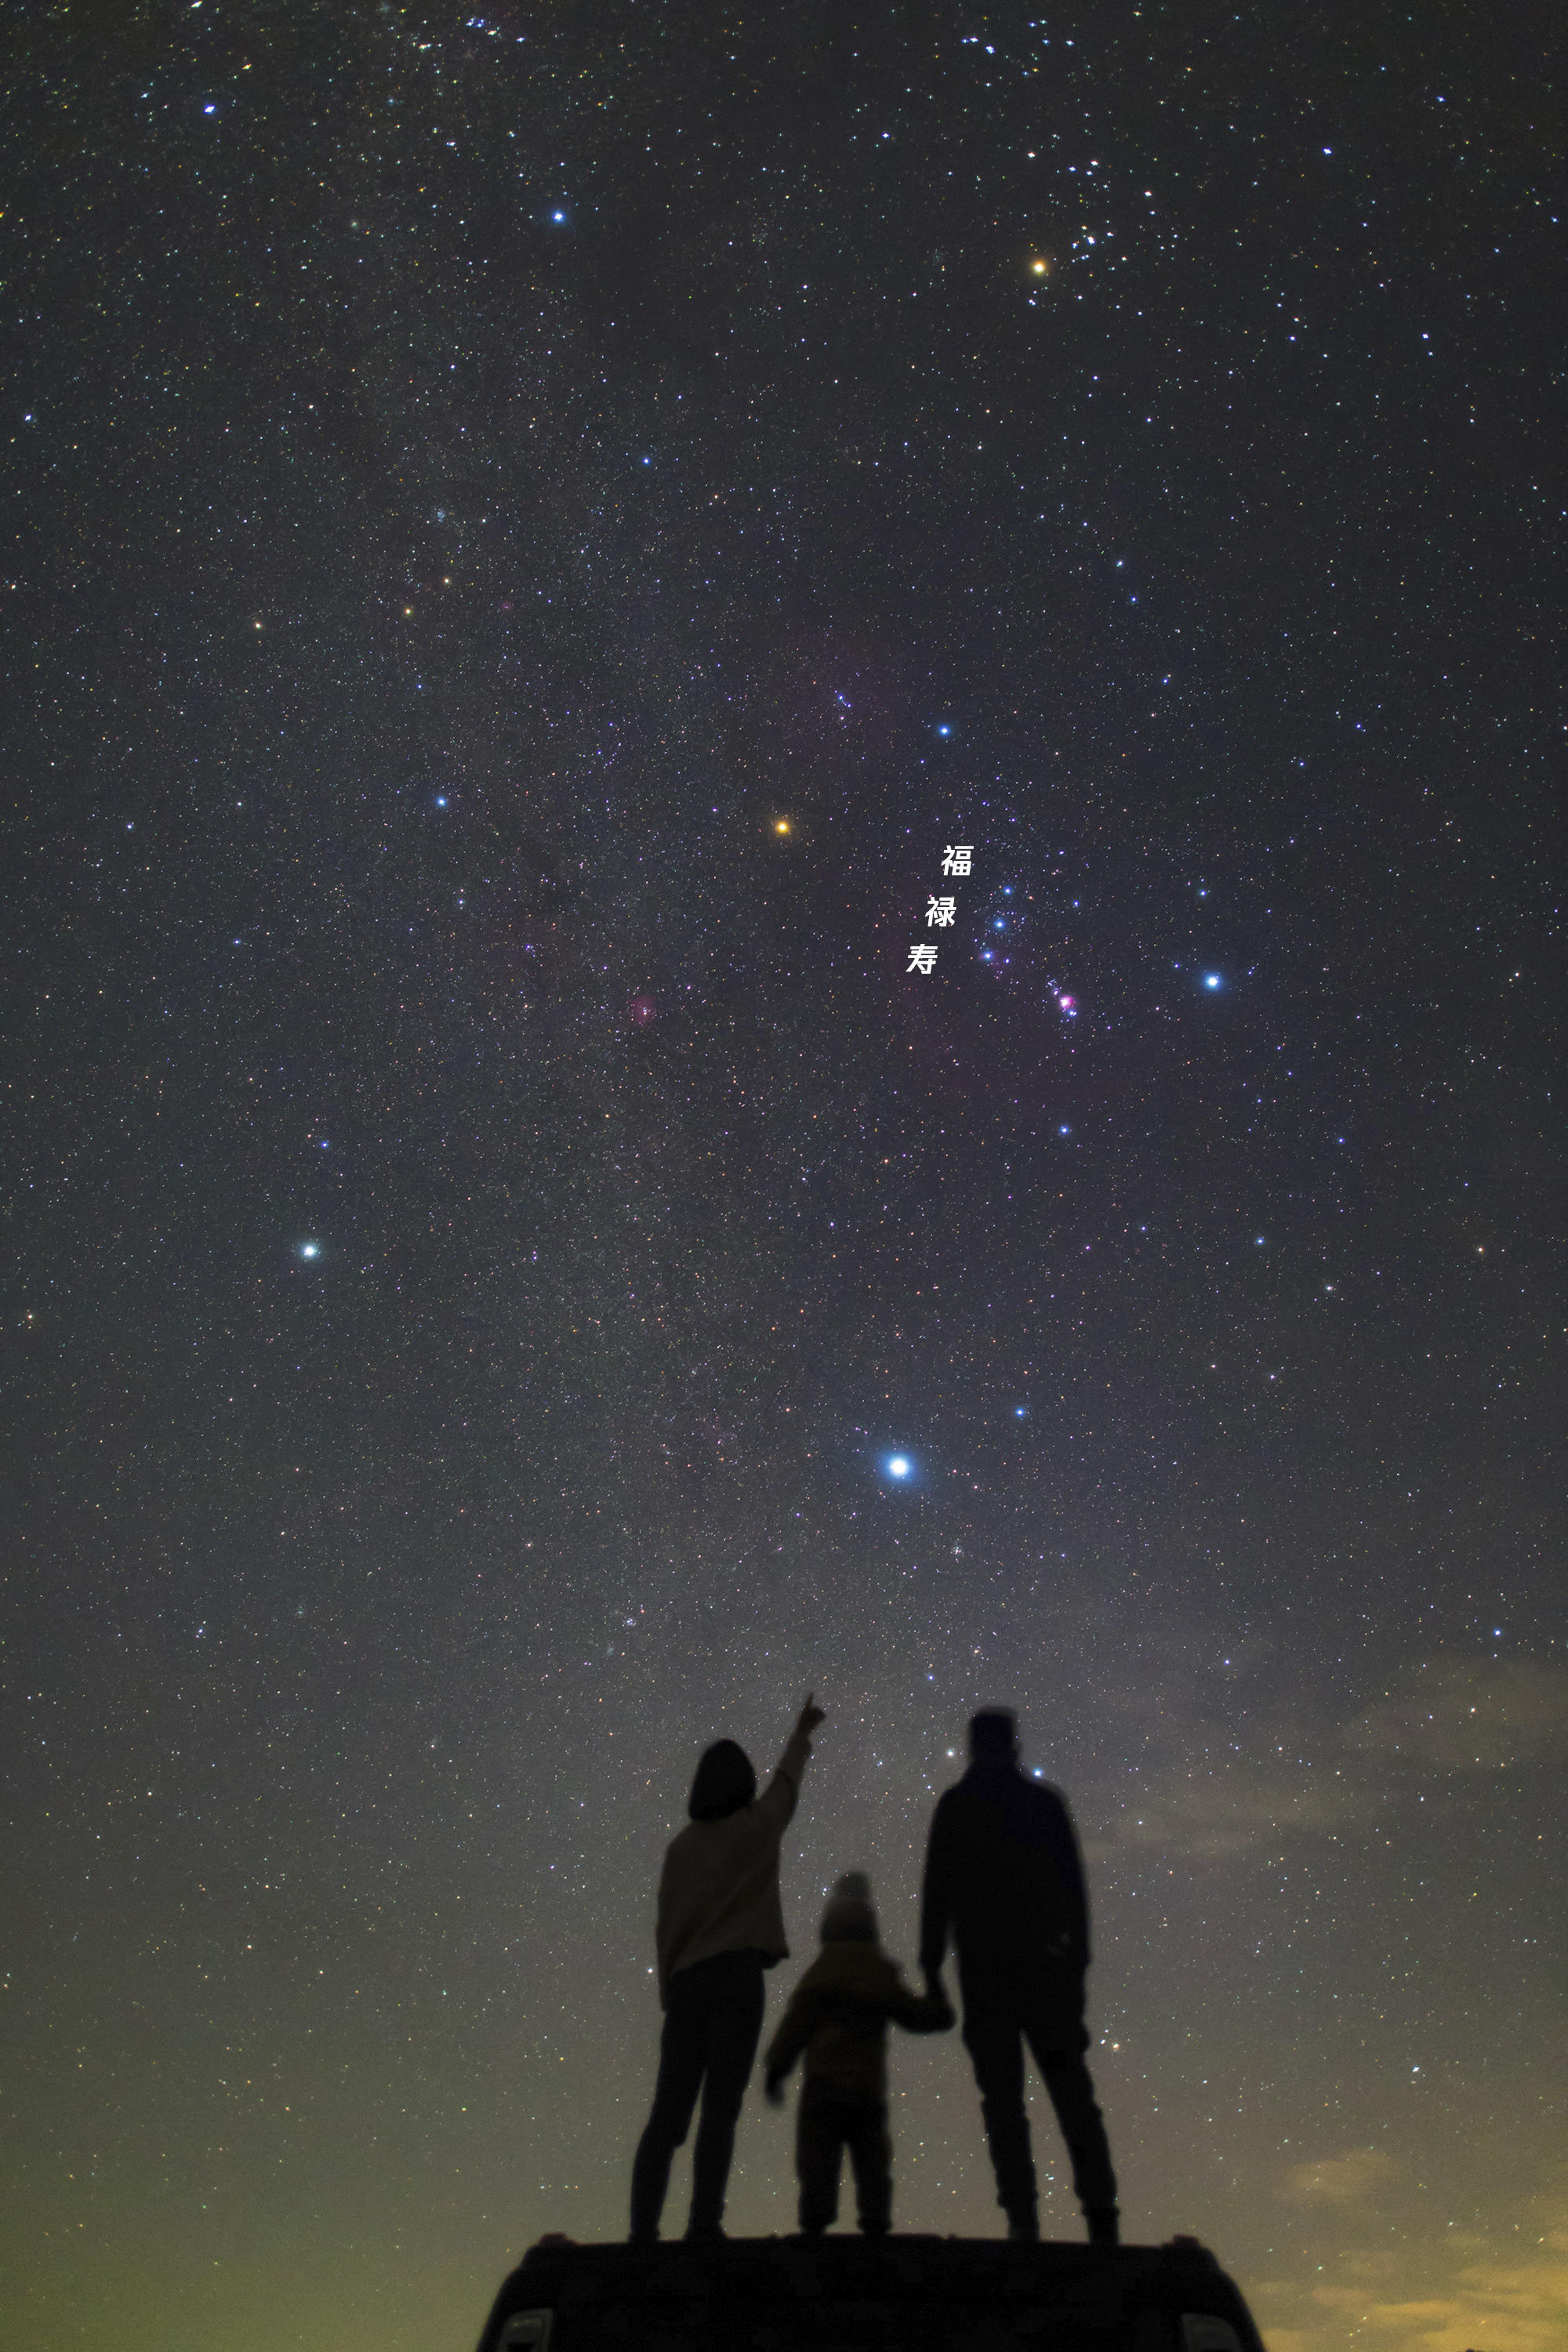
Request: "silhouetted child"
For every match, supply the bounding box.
[764,1871,952,2237]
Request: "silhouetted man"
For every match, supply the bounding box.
[920,1708,1118,2244]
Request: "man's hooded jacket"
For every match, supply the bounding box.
[919,1759,1091,1990]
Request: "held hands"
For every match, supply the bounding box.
[795,1693,826,1740]
[923,1965,955,2030]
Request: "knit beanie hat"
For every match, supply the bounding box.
[820,1871,878,1944]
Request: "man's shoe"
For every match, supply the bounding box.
[684,2223,726,2243]
[1007,2209,1040,2243]
[1086,2207,1120,2246]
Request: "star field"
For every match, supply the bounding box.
[3,7,1565,2352]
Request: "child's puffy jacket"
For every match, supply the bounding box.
[764,1944,950,2100]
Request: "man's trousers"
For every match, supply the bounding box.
[959,1969,1117,2222]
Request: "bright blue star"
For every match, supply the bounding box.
[886,1455,912,1479]
[1203,972,1222,989]
[1014,1406,1027,1418]
[435,794,448,807]
[551,209,567,223]
[993,918,1005,930]
[1058,1123,1071,1135]
[299,1242,321,1260]
[936,724,952,737]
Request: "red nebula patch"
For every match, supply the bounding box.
[626,993,658,1028]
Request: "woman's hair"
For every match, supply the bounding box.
[688,1738,757,1821]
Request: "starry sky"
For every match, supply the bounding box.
[5,5,1566,2350]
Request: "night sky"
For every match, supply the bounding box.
[5,5,1566,2350]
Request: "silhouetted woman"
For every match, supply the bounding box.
[629,1693,826,2241]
